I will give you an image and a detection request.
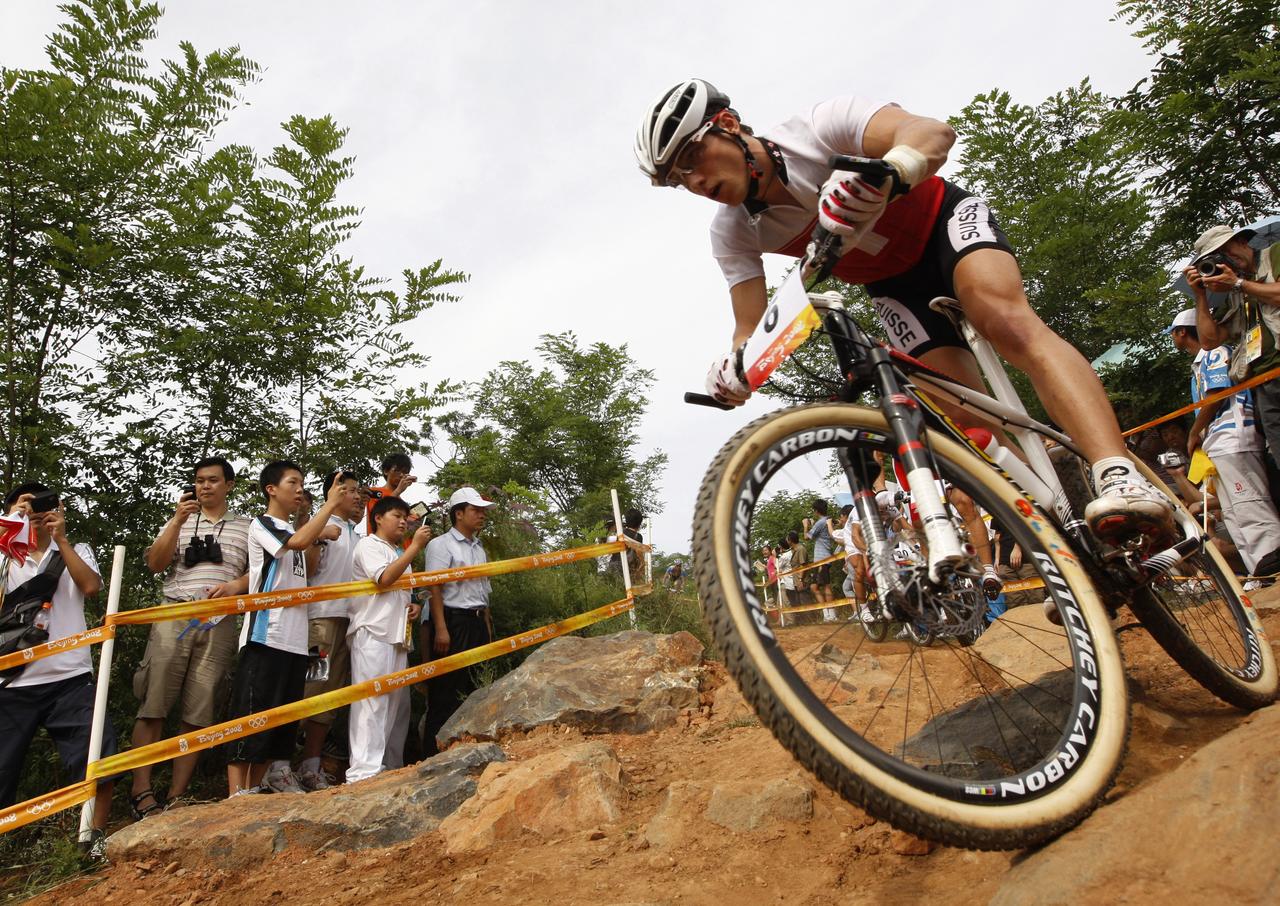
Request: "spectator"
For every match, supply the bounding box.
[421,487,496,756]
[1186,225,1280,468]
[776,538,794,608]
[803,499,836,621]
[760,545,777,604]
[664,560,685,592]
[296,470,364,791]
[130,457,250,817]
[786,530,809,615]
[224,462,346,797]
[1169,308,1280,585]
[346,497,431,782]
[833,504,868,611]
[0,483,116,852]
[605,508,646,582]
[365,453,417,532]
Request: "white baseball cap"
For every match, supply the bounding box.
[1166,308,1198,334]
[447,486,496,510]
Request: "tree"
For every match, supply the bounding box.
[1111,0,1280,245]
[435,332,667,540]
[751,490,816,553]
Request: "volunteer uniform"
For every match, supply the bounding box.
[345,534,412,782]
[710,96,1015,358]
[304,514,360,723]
[0,541,119,806]
[1193,346,1280,573]
[224,515,310,764]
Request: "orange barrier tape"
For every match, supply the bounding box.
[0,625,115,674]
[0,541,626,673]
[770,596,859,616]
[0,780,96,835]
[1122,365,1280,438]
[0,593,637,836]
[774,552,845,582]
[1002,577,1047,593]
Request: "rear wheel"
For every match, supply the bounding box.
[1123,461,1277,710]
[693,404,1129,850]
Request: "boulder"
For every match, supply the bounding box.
[439,630,704,747]
[438,741,627,853]
[970,604,1069,685]
[991,706,1280,905]
[105,743,504,867]
[644,776,813,848]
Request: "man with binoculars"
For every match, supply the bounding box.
[128,456,251,818]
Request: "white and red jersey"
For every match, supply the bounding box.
[710,96,947,290]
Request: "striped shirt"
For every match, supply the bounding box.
[159,510,251,602]
[1193,347,1260,457]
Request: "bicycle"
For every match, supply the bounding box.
[684,156,1278,850]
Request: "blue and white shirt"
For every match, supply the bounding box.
[239,514,309,655]
[1193,347,1260,457]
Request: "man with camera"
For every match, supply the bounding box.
[1169,308,1280,585]
[1186,224,1280,470]
[128,457,250,816]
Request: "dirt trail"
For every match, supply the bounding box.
[40,589,1280,906]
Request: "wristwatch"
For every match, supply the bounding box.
[1235,277,1245,292]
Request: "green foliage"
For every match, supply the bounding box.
[435,332,668,541]
[1111,0,1280,244]
[751,490,815,553]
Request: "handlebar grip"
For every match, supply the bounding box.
[684,392,736,411]
[828,154,895,182]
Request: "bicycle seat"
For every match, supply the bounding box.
[928,296,965,329]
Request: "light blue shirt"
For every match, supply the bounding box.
[423,526,491,616]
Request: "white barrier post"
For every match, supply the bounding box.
[610,490,638,628]
[79,545,126,843]
[643,517,653,587]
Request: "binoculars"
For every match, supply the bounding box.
[184,533,224,567]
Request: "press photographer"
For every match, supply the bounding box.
[127,457,250,818]
[1184,224,1280,469]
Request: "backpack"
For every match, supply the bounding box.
[0,552,66,687]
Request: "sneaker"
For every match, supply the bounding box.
[894,626,911,641]
[981,565,1003,601]
[229,786,262,798]
[297,768,332,792]
[1084,472,1175,543]
[1243,579,1263,592]
[260,762,305,794]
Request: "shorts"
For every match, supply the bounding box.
[224,642,308,764]
[0,673,121,806]
[865,182,1015,358]
[809,562,832,587]
[303,617,351,726]
[133,614,239,728]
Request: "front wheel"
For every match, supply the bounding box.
[693,404,1130,850]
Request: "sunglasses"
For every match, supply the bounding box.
[663,120,717,188]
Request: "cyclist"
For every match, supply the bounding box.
[634,79,1173,543]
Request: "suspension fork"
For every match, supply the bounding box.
[838,446,904,612]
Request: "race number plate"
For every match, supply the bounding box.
[741,269,822,391]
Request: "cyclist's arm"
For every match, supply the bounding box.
[859,106,955,182]
[730,277,768,346]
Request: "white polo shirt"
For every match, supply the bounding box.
[240,515,309,655]
[308,515,360,619]
[422,527,490,616]
[347,534,411,646]
[5,543,99,687]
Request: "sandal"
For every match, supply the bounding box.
[129,788,165,820]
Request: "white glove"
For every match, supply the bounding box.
[816,171,888,238]
[706,347,750,407]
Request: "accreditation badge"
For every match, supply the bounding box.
[1246,323,1263,363]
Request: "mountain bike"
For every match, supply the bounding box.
[685,156,1277,850]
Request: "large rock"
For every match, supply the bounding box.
[105,743,504,867]
[438,741,627,853]
[970,604,1068,685]
[992,706,1280,905]
[644,776,813,848]
[439,630,704,747]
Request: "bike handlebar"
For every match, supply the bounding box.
[684,392,736,411]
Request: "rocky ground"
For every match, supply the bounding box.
[34,588,1280,906]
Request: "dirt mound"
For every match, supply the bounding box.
[39,588,1280,906]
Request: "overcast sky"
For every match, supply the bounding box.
[2,1,1156,552]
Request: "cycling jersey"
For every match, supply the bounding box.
[710,96,1014,357]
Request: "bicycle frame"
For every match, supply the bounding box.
[812,293,1206,595]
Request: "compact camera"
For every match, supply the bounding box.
[1157,451,1186,469]
[184,533,224,567]
[29,490,60,513]
[1195,253,1230,277]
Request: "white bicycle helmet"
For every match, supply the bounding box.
[634,78,733,186]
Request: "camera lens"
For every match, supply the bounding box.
[1196,259,1220,277]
